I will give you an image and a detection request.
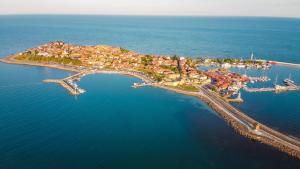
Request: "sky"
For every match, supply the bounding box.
[1,0,300,18]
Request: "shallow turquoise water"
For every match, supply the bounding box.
[0,16,300,168]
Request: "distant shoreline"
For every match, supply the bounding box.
[1,55,300,159]
[0,15,299,20]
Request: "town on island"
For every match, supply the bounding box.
[1,41,300,159]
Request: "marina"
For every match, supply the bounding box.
[243,75,300,93]
[43,71,88,95]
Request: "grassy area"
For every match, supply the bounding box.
[159,65,179,73]
[15,54,82,66]
[210,58,263,65]
[135,68,165,82]
[175,84,199,92]
[120,47,130,53]
[141,55,153,66]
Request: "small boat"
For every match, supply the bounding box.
[283,74,295,86]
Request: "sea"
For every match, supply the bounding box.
[0,15,300,169]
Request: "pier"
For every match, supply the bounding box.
[132,82,157,88]
[43,71,88,95]
[270,60,300,68]
[227,92,244,103]
[244,86,300,93]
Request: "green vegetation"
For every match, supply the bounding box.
[141,55,153,66]
[145,71,165,82]
[136,68,165,82]
[176,84,199,92]
[159,65,179,73]
[15,54,82,66]
[120,47,130,53]
[186,57,193,66]
[211,58,238,64]
[171,55,179,61]
[210,58,263,65]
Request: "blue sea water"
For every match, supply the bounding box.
[0,15,300,168]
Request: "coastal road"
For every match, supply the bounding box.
[198,86,300,154]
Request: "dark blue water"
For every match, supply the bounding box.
[0,16,300,168]
[1,16,300,63]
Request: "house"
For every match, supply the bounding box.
[221,63,232,69]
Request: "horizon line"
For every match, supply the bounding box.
[0,14,299,19]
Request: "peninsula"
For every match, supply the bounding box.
[1,41,300,159]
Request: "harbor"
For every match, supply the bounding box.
[1,41,300,160]
[43,71,88,95]
[244,75,300,93]
[42,69,155,96]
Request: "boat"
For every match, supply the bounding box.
[283,74,295,86]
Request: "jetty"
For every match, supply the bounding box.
[227,92,244,103]
[43,71,88,95]
[244,80,300,93]
[244,86,300,93]
[132,82,159,88]
[270,60,300,68]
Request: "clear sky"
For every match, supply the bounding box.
[1,0,300,18]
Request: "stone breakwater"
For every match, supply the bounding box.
[200,95,300,159]
[162,86,300,159]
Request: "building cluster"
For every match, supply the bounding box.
[20,42,211,88]
[203,58,272,69]
[20,42,262,94]
[205,69,249,96]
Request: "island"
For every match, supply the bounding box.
[1,41,300,159]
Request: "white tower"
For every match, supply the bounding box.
[250,52,254,61]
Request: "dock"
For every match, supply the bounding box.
[243,86,300,93]
[132,82,156,88]
[43,71,88,95]
[270,60,300,68]
[227,92,244,103]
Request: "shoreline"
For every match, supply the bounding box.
[0,55,81,72]
[1,56,300,159]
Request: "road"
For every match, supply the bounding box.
[198,86,300,154]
